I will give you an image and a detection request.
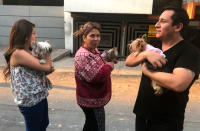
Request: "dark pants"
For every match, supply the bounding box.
[135,115,183,131]
[80,106,105,131]
[18,98,49,131]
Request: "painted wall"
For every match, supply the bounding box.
[65,0,153,14]
[0,5,64,48]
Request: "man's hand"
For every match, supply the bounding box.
[141,62,150,75]
[144,51,167,69]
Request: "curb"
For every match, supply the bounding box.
[52,49,71,62]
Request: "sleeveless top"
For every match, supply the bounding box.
[10,66,52,107]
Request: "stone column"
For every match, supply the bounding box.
[64,12,73,53]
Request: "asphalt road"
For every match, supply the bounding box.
[0,70,200,131]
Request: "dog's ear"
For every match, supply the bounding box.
[31,41,37,49]
[141,34,147,42]
[45,40,50,43]
[128,41,136,53]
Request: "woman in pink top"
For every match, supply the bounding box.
[74,22,114,131]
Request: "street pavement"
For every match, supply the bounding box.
[0,46,200,131]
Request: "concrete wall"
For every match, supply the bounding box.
[0,5,65,48]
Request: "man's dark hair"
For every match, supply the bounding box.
[161,6,190,38]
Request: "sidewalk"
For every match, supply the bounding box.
[0,45,142,76]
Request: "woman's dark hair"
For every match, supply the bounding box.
[161,6,190,38]
[3,19,35,79]
[73,21,101,38]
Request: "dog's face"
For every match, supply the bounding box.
[31,40,52,59]
[105,47,118,64]
[128,34,147,56]
[108,47,118,58]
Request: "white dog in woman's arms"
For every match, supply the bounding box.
[31,40,54,90]
[31,40,52,64]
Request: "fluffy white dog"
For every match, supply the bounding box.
[31,40,52,64]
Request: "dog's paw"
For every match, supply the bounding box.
[152,81,163,96]
[154,86,163,96]
[40,59,46,64]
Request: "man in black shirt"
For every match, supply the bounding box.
[125,6,200,131]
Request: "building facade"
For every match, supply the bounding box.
[0,0,199,57]
[65,0,154,57]
[65,0,200,57]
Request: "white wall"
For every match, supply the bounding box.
[0,5,65,48]
[65,0,153,14]
[64,12,73,51]
[0,0,2,5]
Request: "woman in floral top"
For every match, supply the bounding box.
[74,22,114,131]
[3,19,54,131]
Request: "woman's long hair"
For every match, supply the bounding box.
[3,19,35,79]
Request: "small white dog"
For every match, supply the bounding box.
[31,40,52,64]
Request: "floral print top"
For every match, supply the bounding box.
[10,66,52,107]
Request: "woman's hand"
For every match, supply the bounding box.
[45,66,55,75]
[106,62,114,71]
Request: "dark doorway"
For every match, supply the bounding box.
[72,13,156,58]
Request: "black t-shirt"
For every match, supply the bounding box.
[133,40,200,122]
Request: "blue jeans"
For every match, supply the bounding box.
[18,98,49,131]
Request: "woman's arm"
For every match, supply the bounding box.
[91,63,113,83]
[10,49,53,73]
[75,53,114,83]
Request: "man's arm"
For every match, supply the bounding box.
[125,51,166,68]
[142,63,195,92]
